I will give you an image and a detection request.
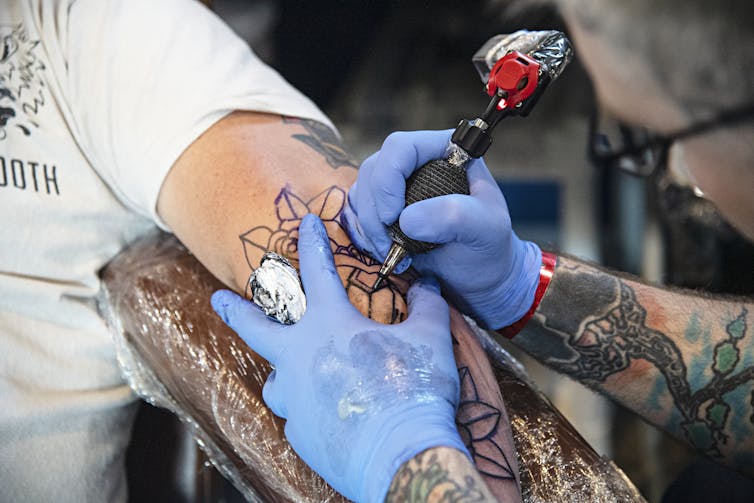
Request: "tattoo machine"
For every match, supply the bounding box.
[373,30,573,290]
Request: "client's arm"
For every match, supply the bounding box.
[158,113,361,301]
[157,112,520,501]
[211,214,496,502]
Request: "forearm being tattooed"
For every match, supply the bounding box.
[514,254,754,476]
[157,112,517,498]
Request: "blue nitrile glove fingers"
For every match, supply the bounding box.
[211,214,468,503]
[341,187,414,274]
[367,130,454,226]
[345,130,542,330]
[343,130,454,275]
[211,289,285,364]
[400,159,542,328]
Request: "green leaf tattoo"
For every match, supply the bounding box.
[387,450,487,503]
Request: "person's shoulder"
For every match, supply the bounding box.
[69,0,219,29]
[66,0,240,66]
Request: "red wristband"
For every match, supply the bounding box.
[497,251,557,339]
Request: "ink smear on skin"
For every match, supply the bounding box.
[249,252,306,324]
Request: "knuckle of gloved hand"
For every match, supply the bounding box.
[383,130,410,149]
[370,156,403,188]
[341,203,362,236]
[375,178,404,205]
[442,198,467,230]
[406,281,426,309]
[346,183,358,206]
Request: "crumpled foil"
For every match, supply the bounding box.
[249,252,306,325]
[472,29,574,83]
[99,230,645,502]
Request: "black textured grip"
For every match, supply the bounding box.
[387,158,470,254]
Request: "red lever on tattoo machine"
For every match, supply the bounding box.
[373,30,573,290]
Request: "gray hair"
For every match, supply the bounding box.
[552,0,754,118]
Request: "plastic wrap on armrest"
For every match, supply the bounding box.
[99,230,645,503]
[470,320,647,503]
[99,230,346,503]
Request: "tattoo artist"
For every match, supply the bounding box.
[214,1,754,502]
[213,1,754,502]
[338,0,754,501]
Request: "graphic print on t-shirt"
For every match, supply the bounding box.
[0,24,46,140]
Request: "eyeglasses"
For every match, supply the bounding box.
[588,103,754,177]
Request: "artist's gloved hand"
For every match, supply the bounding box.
[212,214,468,503]
[343,129,542,330]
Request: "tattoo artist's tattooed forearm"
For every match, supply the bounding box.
[239,185,406,322]
[517,260,754,462]
[283,117,357,170]
[386,448,493,503]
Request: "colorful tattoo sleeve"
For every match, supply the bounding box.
[515,255,754,473]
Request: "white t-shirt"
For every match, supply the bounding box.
[0,0,329,450]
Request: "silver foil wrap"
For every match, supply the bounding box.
[250,252,306,325]
[472,30,574,83]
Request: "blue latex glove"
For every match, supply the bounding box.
[343,129,542,330]
[211,214,468,503]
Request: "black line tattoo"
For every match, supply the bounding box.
[239,184,406,323]
[456,366,517,482]
[283,116,357,170]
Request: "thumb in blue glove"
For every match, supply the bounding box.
[211,213,469,503]
[345,130,541,330]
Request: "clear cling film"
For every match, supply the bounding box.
[472,322,647,503]
[99,231,644,502]
[100,232,344,503]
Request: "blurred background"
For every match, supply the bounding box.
[128,1,754,501]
